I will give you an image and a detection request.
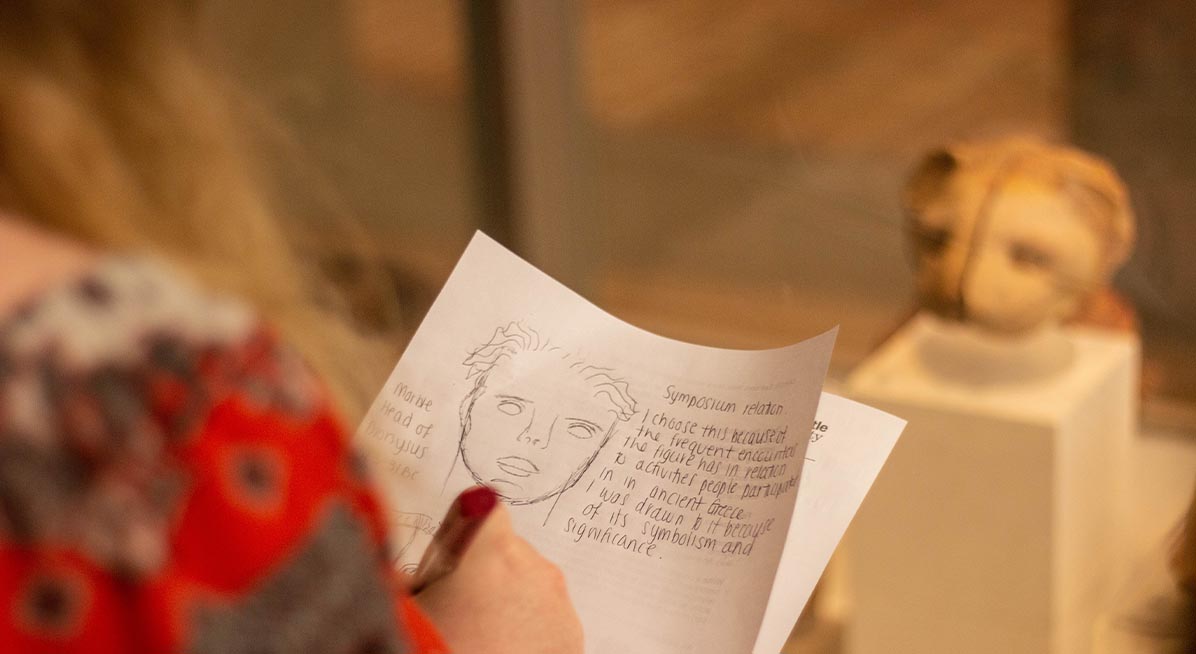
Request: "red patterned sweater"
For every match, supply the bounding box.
[0,257,446,653]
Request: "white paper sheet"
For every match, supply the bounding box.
[355,232,901,653]
[752,393,905,653]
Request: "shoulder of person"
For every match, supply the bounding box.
[0,219,329,576]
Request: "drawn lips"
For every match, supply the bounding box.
[495,456,540,478]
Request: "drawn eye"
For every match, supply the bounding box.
[567,422,599,440]
[497,399,524,416]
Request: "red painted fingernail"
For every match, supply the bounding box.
[458,486,498,519]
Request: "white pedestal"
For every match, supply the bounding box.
[842,314,1138,654]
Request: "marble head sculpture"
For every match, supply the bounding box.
[903,137,1136,336]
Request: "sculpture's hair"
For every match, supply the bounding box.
[904,136,1136,281]
[462,322,638,421]
[0,1,401,422]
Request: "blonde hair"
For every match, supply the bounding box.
[0,0,400,422]
[1176,486,1196,595]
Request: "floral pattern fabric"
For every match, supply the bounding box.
[0,257,445,653]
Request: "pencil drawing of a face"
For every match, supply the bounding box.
[459,323,637,505]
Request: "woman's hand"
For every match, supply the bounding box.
[414,504,584,653]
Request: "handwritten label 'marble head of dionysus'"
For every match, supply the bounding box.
[458,323,638,505]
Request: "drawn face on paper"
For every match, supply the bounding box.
[458,325,637,505]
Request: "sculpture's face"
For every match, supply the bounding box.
[909,175,1103,335]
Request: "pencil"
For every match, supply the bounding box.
[411,485,498,593]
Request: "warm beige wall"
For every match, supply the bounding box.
[197,0,1068,370]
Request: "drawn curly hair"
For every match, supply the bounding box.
[461,322,637,421]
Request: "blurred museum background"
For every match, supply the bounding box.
[197,1,1196,651]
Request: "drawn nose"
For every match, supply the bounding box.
[517,412,554,450]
